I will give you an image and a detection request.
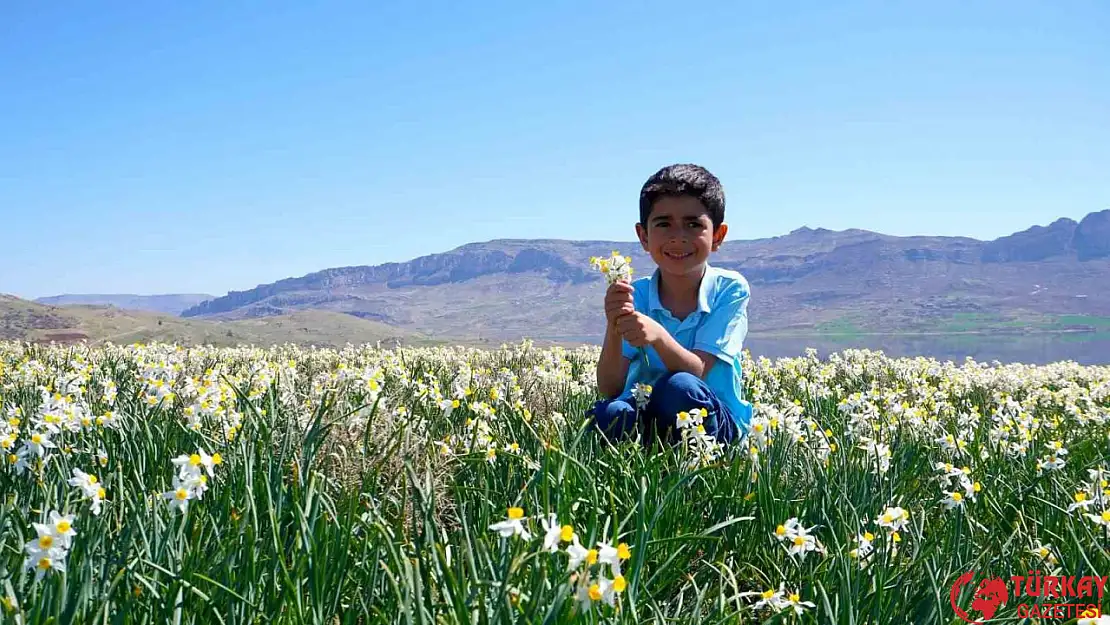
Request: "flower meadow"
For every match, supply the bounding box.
[0,340,1108,624]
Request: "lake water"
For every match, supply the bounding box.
[540,333,1110,366]
[744,334,1110,366]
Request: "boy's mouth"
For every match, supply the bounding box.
[663,250,692,261]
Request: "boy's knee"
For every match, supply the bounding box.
[589,399,637,439]
[653,371,709,405]
[657,371,703,392]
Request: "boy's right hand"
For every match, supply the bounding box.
[604,280,635,328]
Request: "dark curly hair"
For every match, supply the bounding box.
[638,163,725,228]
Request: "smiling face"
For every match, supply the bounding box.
[636,195,727,278]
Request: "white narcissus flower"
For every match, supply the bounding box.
[784,592,817,615]
[1028,542,1058,565]
[631,383,652,410]
[47,511,77,546]
[941,491,965,510]
[23,546,68,581]
[566,536,590,572]
[850,530,876,566]
[1086,509,1110,528]
[742,585,785,611]
[589,251,634,285]
[540,513,563,552]
[25,431,56,457]
[489,507,531,541]
[23,510,76,582]
[68,468,107,515]
[163,476,196,514]
[1068,490,1096,513]
[876,506,910,532]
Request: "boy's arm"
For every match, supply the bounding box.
[615,313,716,378]
[596,324,632,399]
[689,278,750,372]
[651,332,718,379]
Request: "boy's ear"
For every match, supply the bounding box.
[711,223,728,251]
[635,222,649,251]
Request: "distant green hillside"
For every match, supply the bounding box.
[0,295,420,348]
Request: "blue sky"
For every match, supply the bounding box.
[2,1,1108,298]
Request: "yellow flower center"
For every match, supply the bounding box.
[789,593,800,603]
[212,453,222,465]
[97,487,106,499]
[775,525,786,536]
[881,514,893,523]
[586,549,598,565]
[792,536,806,546]
[1076,492,1088,503]
[617,543,631,560]
[38,558,51,570]
[31,434,43,444]
[973,482,981,492]
[39,535,54,549]
[761,589,775,599]
[952,492,963,502]
[507,507,523,520]
[863,531,874,542]
[613,575,627,593]
[1102,510,1110,523]
[56,520,71,533]
[1038,547,1048,557]
[88,474,98,484]
[588,584,602,601]
[560,525,574,542]
[175,488,188,501]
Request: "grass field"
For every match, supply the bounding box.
[0,340,1108,623]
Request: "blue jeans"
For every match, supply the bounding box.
[588,371,739,446]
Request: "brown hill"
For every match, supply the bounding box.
[176,210,1110,342]
[0,296,420,348]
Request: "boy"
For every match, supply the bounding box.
[589,163,752,446]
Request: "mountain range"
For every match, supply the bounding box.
[28,210,1110,349]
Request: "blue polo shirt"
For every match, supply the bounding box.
[620,263,753,428]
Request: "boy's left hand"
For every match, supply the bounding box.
[615,312,666,348]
